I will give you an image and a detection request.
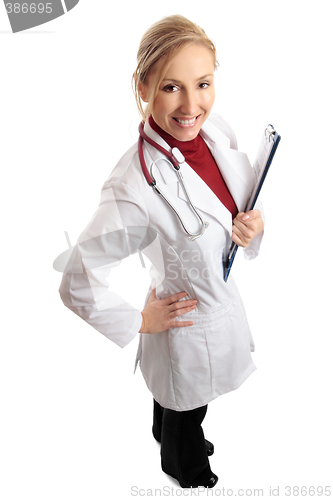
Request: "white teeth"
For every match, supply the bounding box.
[176,117,196,125]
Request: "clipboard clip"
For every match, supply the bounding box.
[265,125,276,142]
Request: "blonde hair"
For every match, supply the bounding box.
[132,15,218,121]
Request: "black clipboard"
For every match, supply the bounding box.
[223,124,281,282]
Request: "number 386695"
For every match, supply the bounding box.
[5,3,53,14]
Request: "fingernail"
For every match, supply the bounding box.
[242,214,250,220]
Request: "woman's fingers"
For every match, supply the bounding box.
[166,301,197,328]
[164,290,188,305]
[149,289,188,305]
[162,291,198,311]
[164,292,197,316]
[170,319,195,327]
[170,299,197,314]
[231,230,250,247]
[232,210,264,247]
[140,289,197,334]
[232,222,253,247]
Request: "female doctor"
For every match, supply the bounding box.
[59,15,264,489]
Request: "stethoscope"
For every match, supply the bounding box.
[138,122,209,242]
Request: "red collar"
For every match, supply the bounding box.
[148,116,201,156]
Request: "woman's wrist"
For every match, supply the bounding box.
[139,311,146,333]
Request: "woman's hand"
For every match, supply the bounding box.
[231,209,264,248]
[140,289,197,334]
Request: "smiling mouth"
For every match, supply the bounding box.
[173,116,199,125]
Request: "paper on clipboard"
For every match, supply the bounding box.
[223,124,281,282]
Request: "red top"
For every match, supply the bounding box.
[149,116,238,219]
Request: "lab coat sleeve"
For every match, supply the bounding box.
[58,181,149,348]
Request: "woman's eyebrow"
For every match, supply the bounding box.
[162,74,214,84]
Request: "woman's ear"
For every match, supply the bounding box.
[139,82,149,103]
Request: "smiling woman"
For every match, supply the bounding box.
[59,13,265,491]
[139,45,216,142]
[133,15,218,124]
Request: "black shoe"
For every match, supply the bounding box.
[205,439,214,456]
[205,473,218,488]
[183,472,218,489]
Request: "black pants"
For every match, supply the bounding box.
[152,399,212,488]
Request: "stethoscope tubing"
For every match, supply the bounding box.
[138,122,209,241]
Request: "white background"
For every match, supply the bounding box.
[1,1,332,498]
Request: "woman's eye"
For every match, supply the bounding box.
[163,84,179,92]
[199,82,210,89]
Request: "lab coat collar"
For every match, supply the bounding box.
[142,119,254,236]
[200,119,255,214]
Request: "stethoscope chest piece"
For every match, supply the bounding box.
[170,147,185,166]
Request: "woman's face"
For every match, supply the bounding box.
[142,44,216,142]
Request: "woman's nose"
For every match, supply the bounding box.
[179,90,197,115]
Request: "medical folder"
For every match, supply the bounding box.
[223,124,281,282]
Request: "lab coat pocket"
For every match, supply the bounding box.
[168,324,211,409]
[206,302,255,393]
[168,303,232,409]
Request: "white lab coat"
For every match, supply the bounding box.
[59,114,263,411]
